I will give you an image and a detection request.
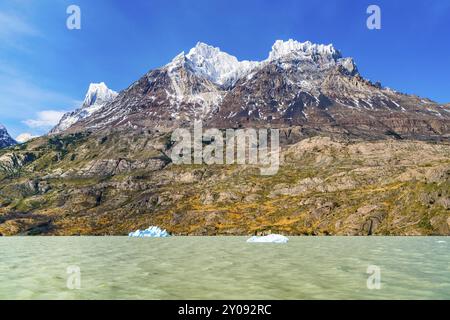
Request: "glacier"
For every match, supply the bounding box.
[246,234,289,243]
[128,226,170,238]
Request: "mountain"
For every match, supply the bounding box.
[63,39,450,141]
[51,82,117,134]
[0,124,17,149]
[1,39,450,236]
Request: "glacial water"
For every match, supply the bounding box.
[0,237,449,299]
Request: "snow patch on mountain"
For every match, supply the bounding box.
[51,82,118,133]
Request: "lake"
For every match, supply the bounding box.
[0,237,449,299]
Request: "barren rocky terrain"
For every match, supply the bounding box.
[0,129,448,236]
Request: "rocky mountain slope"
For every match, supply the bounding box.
[64,40,450,141]
[0,130,448,236]
[0,124,17,149]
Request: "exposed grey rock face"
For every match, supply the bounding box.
[0,152,36,173]
[0,124,17,149]
[61,39,450,141]
[73,158,169,178]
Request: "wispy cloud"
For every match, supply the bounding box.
[23,110,66,129]
[0,61,77,136]
[15,132,39,143]
[1,77,76,109]
[0,11,41,48]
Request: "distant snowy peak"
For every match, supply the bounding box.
[51,82,118,134]
[0,124,17,148]
[167,42,259,87]
[83,82,118,108]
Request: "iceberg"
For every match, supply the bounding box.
[128,226,170,238]
[246,234,289,243]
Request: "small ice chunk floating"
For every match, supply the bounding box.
[128,226,170,238]
[246,234,289,243]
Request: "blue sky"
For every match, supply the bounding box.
[1,0,449,138]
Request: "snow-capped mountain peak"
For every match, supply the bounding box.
[187,42,223,59]
[0,124,17,148]
[268,39,342,64]
[167,42,259,87]
[165,40,353,87]
[83,82,118,108]
[51,82,118,134]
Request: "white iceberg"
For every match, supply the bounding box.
[246,234,289,243]
[128,226,170,238]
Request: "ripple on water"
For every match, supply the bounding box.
[0,236,449,299]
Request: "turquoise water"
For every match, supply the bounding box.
[0,237,449,299]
